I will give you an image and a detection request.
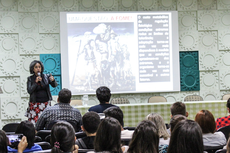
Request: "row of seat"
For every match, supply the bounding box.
[71,94,230,105]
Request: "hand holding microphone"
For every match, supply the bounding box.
[36,72,42,83]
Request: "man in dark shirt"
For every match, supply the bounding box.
[35,88,82,131]
[75,112,100,149]
[88,86,118,113]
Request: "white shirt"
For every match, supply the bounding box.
[203,132,226,147]
[121,130,134,139]
[159,137,170,145]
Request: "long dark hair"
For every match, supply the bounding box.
[15,121,35,149]
[0,130,8,153]
[29,60,44,74]
[94,117,122,153]
[50,121,75,153]
[167,120,203,153]
[128,120,159,153]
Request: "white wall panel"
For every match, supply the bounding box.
[39,12,59,33]
[0,12,18,33]
[179,31,198,51]
[18,0,38,12]
[198,10,218,30]
[0,0,18,11]
[178,11,197,31]
[177,0,197,11]
[19,33,39,55]
[0,34,18,55]
[198,0,216,10]
[38,0,58,12]
[99,0,119,11]
[199,51,219,71]
[79,0,98,11]
[58,0,78,11]
[0,55,20,76]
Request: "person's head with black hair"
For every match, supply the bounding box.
[15,120,35,149]
[96,86,111,104]
[82,112,100,135]
[94,117,122,153]
[50,121,78,153]
[29,60,44,75]
[227,98,230,112]
[104,106,124,127]
[170,114,187,132]
[0,130,8,153]
[167,120,203,153]
[57,88,72,103]
[170,102,188,117]
[128,120,159,153]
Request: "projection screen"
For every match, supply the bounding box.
[60,12,180,95]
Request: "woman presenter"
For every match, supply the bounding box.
[26,60,58,124]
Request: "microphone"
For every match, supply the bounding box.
[37,72,41,83]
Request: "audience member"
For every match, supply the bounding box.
[35,88,82,131]
[75,112,101,149]
[227,138,230,153]
[216,98,230,130]
[88,86,118,113]
[170,102,188,117]
[195,110,226,147]
[127,120,160,153]
[8,121,42,152]
[146,113,170,145]
[50,121,78,153]
[104,107,133,138]
[0,130,8,153]
[0,130,28,153]
[167,120,203,153]
[169,114,186,132]
[89,117,123,153]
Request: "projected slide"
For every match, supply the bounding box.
[60,12,180,95]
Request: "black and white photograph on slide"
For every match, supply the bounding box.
[68,22,136,93]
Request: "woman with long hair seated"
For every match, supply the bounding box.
[88,117,123,153]
[7,120,42,152]
[128,120,159,153]
[50,121,78,153]
[167,119,204,153]
[147,113,170,145]
[195,110,226,147]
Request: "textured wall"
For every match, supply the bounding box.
[0,0,229,127]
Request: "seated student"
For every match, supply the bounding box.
[167,120,204,153]
[88,117,124,153]
[0,130,28,153]
[75,112,101,149]
[127,120,161,153]
[227,138,230,153]
[50,121,78,153]
[104,107,134,139]
[147,113,170,145]
[7,121,42,152]
[169,114,187,132]
[216,98,230,130]
[195,110,226,147]
[170,101,188,117]
[88,86,118,113]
